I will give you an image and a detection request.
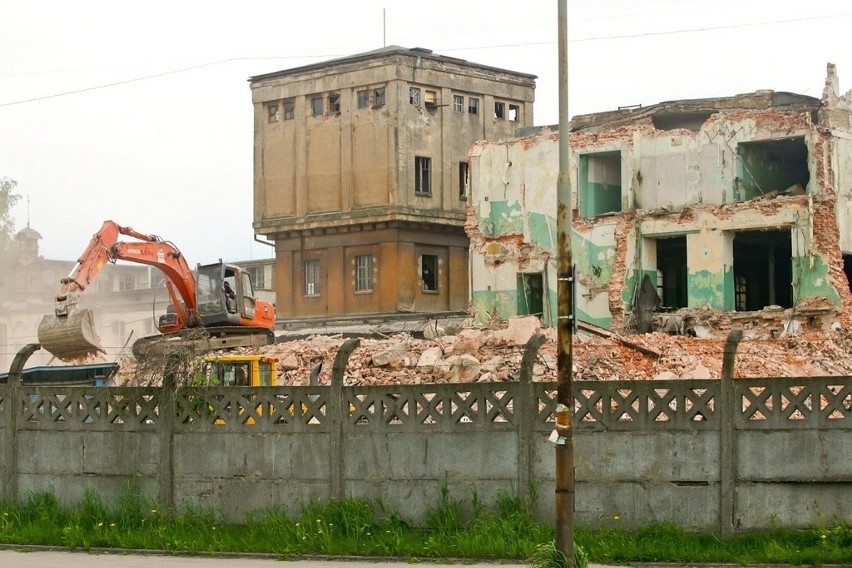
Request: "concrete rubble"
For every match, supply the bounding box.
[116,315,852,386]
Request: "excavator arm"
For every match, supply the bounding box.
[39,220,201,361]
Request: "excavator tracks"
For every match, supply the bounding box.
[131,326,275,360]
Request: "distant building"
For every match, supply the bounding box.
[0,227,275,371]
[249,46,536,320]
[467,64,852,336]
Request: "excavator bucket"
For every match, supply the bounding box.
[37,308,104,361]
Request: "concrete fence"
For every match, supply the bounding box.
[1,336,850,533]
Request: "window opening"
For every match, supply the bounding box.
[328,92,341,113]
[494,101,505,119]
[843,254,852,293]
[736,137,809,201]
[421,255,438,292]
[579,151,622,218]
[468,97,479,114]
[732,229,792,311]
[310,96,323,117]
[415,156,431,195]
[509,104,519,122]
[304,259,321,296]
[409,88,421,107]
[655,236,688,308]
[453,95,464,112]
[425,90,437,109]
[355,255,373,292]
[458,162,469,199]
[247,266,266,290]
[517,273,544,316]
[373,87,385,107]
[357,90,369,109]
[267,103,279,123]
[283,99,295,120]
[119,273,135,291]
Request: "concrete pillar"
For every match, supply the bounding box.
[719,329,742,536]
[329,339,360,500]
[518,334,546,504]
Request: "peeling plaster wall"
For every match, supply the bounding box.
[467,72,852,334]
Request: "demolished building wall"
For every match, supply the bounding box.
[467,64,852,337]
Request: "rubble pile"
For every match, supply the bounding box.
[120,316,852,386]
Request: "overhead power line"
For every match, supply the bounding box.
[1,11,849,109]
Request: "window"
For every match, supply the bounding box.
[494,101,505,119]
[357,90,369,109]
[459,162,469,199]
[283,99,295,120]
[355,255,373,292]
[468,97,479,114]
[310,96,323,116]
[112,320,125,338]
[267,103,279,123]
[453,95,464,112]
[328,92,340,113]
[421,255,438,292]
[304,259,321,296]
[732,230,792,311]
[579,151,622,218]
[119,273,135,292]
[247,266,266,290]
[409,87,421,107]
[415,156,431,195]
[736,137,809,201]
[373,87,386,107]
[517,273,544,316]
[509,104,519,122]
[654,236,688,309]
[424,90,437,109]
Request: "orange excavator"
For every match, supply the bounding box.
[38,220,276,362]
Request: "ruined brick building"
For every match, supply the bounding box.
[249,46,535,320]
[467,64,852,337]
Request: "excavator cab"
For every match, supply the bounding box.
[196,262,254,326]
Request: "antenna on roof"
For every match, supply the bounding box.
[383,8,386,47]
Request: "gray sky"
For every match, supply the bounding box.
[2,0,850,265]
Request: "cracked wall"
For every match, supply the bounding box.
[467,65,852,336]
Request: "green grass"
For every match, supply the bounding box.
[0,487,849,566]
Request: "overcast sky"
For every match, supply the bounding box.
[2,0,850,265]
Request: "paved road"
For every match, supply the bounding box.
[0,549,533,567]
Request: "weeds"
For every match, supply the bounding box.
[0,486,848,565]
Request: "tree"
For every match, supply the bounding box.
[0,177,21,256]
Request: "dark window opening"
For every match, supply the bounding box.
[310,96,323,117]
[267,103,279,123]
[421,254,438,292]
[373,87,385,107]
[283,99,294,120]
[655,236,688,308]
[736,137,809,201]
[304,259,321,296]
[494,101,505,119]
[357,90,369,109]
[415,156,431,195]
[844,254,852,293]
[355,255,373,292]
[579,151,622,218]
[517,273,544,316]
[328,92,341,113]
[458,162,469,199]
[733,230,792,311]
[509,104,519,122]
[468,97,479,114]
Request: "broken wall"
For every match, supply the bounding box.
[467,69,852,335]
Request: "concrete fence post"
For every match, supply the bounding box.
[519,334,547,505]
[329,339,360,501]
[158,357,178,511]
[719,329,742,536]
[4,343,40,504]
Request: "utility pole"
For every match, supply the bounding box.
[555,0,575,566]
